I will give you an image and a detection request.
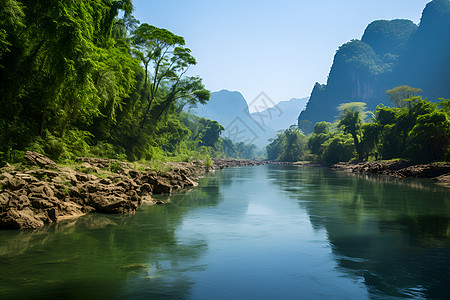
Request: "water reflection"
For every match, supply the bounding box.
[2,165,449,299]
[0,172,226,299]
[268,165,450,299]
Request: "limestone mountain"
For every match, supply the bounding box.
[190,90,276,148]
[298,0,450,130]
[251,97,308,132]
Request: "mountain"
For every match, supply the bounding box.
[298,0,450,130]
[190,90,277,148]
[251,97,308,132]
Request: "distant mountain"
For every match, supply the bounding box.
[251,97,308,132]
[190,90,277,148]
[298,0,450,130]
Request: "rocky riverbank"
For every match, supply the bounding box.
[332,160,450,184]
[0,152,266,230]
[212,158,266,169]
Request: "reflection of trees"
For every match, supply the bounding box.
[268,165,450,299]
[0,171,227,299]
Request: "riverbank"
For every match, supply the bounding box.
[268,159,450,185]
[331,160,450,184]
[0,152,266,230]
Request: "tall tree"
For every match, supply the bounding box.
[386,85,422,108]
[337,102,368,160]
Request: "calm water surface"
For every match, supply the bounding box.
[1,165,449,299]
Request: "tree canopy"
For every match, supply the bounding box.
[0,0,257,163]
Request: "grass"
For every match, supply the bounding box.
[136,160,172,174]
[203,155,213,167]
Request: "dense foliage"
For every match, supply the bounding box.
[0,0,256,162]
[270,86,450,163]
[266,126,308,162]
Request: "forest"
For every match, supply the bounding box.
[269,85,450,163]
[0,0,257,164]
[1,1,449,165]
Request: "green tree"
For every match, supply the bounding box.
[386,85,422,108]
[360,123,380,160]
[337,102,368,161]
[267,133,286,161]
[308,121,332,155]
[0,0,136,159]
[266,126,307,162]
[298,119,313,134]
[321,133,355,164]
[131,23,209,127]
[406,111,450,162]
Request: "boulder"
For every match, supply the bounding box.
[27,183,55,199]
[0,208,44,229]
[151,177,172,194]
[24,151,58,169]
[4,177,27,190]
[6,193,30,210]
[75,173,97,182]
[0,192,10,211]
[139,183,153,195]
[15,173,39,183]
[88,194,137,214]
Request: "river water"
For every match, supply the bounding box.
[1,165,449,299]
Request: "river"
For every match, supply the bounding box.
[1,165,449,299]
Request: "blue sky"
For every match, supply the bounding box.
[132,0,431,109]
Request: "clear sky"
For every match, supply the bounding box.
[132,0,431,108]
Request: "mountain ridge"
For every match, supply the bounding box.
[190,90,277,148]
[298,0,450,130]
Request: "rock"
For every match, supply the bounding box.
[180,174,198,187]
[47,208,58,221]
[1,157,266,230]
[4,193,31,210]
[30,197,57,209]
[27,169,60,179]
[27,183,55,199]
[333,161,450,180]
[129,170,139,178]
[80,162,99,174]
[4,177,27,190]
[68,186,83,198]
[53,187,66,200]
[88,194,137,214]
[139,183,153,195]
[127,190,140,203]
[398,164,450,178]
[15,173,39,183]
[76,157,133,171]
[435,174,450,183]
[0,162,11,168]
[58,168,78,185]
[151,177,172,194]
[58,201,90,217]
[0,172,13,181]
[76,157,111,169]
[75,173,97,182]
[0,208,44,229]
[140,195,153,204]
[0,192,9,210]
[24,151,58,169]
[100,178,112,185]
